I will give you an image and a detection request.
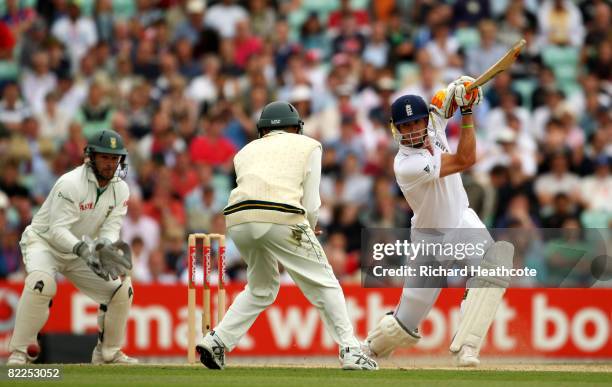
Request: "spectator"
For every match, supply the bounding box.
[174,0,208,44]
[248,0,276,39]
[51,1,97,69]
[36,91,70,142]
[534,151,581,208]
[579,155,612,216]
[327,0,369,32]
[129,236,150,283]
[20,50,57,114]
[233,19,263,70]
[300,12,327,54]
[363,21,390,69]
[189,114,236,168]
[75,81,114,137]
[0,82,29,131]
[204,0,248,39]
[143,249,178,284]
[121,195,161,254]
[453,0,491,27]
[537,0,585,47]
[331,12,366,56]
[541,192,577,228]
[466,20,509,80]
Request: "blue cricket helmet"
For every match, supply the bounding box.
[390,95,429,125]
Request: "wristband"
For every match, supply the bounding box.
[73,241,85,255]
[460,107,473,116]
[461,124,474,129]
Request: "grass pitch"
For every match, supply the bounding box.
[2,365,611,387]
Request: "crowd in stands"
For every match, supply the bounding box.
[0,0,610,287]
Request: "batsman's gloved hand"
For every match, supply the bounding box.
[73,237,110,281]
[431,82,458,119]
[94,238,133,281]
[454,76,483,108]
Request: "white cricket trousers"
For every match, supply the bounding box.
[394,208,493,331]
[214,222,360,350]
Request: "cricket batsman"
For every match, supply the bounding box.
[196,101,378,371]
[364,77,514,366]
[7,129,136,365]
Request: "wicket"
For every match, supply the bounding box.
[187,233,226,363]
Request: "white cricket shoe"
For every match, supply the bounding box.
[455,345,480,367]
[339,347,379,370]
[196,331,225,370]
[7,351,30,366]
[92,345,138,364]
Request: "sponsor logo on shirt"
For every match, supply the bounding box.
[80,202,94,211]
[423,165,431,174]
[434,139,449,153]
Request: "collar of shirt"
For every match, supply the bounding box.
[262,130,289,138]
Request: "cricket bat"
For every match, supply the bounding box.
[466,39,526,92]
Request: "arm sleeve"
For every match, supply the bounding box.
[394,151,442,192]
[302,146,322,230]
[47,180,82,253]
[98,183,130,242]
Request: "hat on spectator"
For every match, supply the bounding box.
[496,128,517,144]
[336,83,353,97]
[187,0,206,13]
[376,76,395,92]
[290,85,312,103]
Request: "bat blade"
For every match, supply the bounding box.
[466,39,526,92]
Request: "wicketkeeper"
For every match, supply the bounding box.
[196,101,378,371]
[7,129,136,365]
[364,77,514,366]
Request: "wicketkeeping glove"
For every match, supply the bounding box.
[73,237,110,281]
[94,238,133,281]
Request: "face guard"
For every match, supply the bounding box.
[390,117,429,148]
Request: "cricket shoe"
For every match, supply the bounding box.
[6,351,32,366]
[454,345,480,367]
[92,345,139,364]
[196,331,225,370]
[339,347,379,370]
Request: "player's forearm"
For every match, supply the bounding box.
[456,112,476,167]
[47,226,81,254]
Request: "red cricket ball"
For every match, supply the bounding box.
[26,343,40,358]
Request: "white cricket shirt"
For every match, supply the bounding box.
[394,112,470,229]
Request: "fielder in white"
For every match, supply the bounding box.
[7,129,136,365]
[196,101,378,370]
[364,77,514,366]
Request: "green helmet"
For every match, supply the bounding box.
[85,129,128,156]
[85,129,128,179]
[256,101,304,137]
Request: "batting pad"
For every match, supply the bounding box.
[449,241,514,353]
